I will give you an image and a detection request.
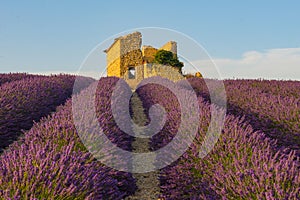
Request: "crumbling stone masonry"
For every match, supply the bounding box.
[104,32,184,88]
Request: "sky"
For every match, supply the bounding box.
[0,1,299,80]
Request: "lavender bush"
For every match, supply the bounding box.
[137,78,300,199]
[182,78,300,155]
[0,73,39,86]
[0,77,136,199]
[226,79,300,99]
[95,77,134,151]
[1,75,299,199]
[136,81,181,151]
[0,74,94,152]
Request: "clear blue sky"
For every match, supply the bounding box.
[1,1,299,79]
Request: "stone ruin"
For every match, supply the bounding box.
[104,32,184,89]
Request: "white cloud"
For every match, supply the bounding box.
[191,48,300,80]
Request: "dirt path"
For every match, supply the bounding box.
[125,93,162,200]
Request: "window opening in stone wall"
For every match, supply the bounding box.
[128,67,136,79]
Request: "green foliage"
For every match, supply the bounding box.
[153,50,184,69]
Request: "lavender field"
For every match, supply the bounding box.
[0,73,299,199]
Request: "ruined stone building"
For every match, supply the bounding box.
[104,32,184,88]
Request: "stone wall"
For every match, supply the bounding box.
[106,39,121,77]
[119,32,143,76]
[120,49,143,76]
[123,63,184,89]
[107,57,121,77]
[159,41,177,54]
[144,63,184,82]
[142,45,158,63]
[105,32,183,89]
[106,32,143,77]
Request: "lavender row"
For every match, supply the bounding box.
[0,77,136,199]
[225,79,300,99]
[136,80,181,152]
[181,78,300,155]
[136,77,300,199]
[159,113,300,199]
[0,75,94,152]
[96,77,134,151]
[0,73,39,86]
